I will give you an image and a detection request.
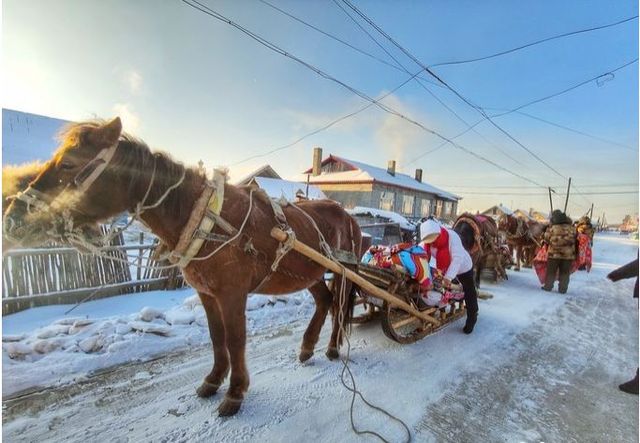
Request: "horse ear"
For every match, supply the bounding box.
[87,117,122,147]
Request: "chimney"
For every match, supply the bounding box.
[387,160,396,176]
[414,168,423,183]
[312,147,322,176]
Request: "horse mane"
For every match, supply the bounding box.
[59,120,207,221]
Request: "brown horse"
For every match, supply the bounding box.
[498,214,543,271]
[453,213,505,287]
[3,117,362,416]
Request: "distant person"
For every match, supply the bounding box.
[607,256,639,395]
[542,210,576,294]
[576,215,595,246]
[419,218,478,334]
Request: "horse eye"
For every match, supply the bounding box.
[59,161,76,170]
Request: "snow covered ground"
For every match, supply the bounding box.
[2,233,638,442]
[3,288,314,398]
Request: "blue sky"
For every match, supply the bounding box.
[3,0,638,222]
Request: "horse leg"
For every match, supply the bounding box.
[217,294,250,417]
[515,245,522,271]
[327,276,354,361]
[496,255,506,281]
[196,293,229,398]
[474,256,483,289]
[299,280,333,363]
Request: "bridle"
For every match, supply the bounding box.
[5,139,186,249]
[13,141,119,214]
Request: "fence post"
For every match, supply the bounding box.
[137,232,144,289]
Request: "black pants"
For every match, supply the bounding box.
[457,269,478,316]
[544,258,572,293]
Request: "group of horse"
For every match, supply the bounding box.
[453,211,545,287]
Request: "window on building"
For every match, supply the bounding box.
[444,201,453,216]
[421,199,431,217]
[435,200,443,217]
[379,191,395,211]
[401,195,414,216]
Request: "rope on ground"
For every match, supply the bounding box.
[288,209,412,441]
[335,267,412,443]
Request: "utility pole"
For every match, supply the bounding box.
[589,203,594,219]
[305,174,310,199]
[563,177,572,213]
[548,187,554,213]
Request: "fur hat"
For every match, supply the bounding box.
[420,218,442,243]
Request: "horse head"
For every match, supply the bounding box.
[497,214,516,234]
[3,117,134,249]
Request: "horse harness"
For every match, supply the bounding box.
[505,216,528,241]
[455,214,498,257]
[167,170,312,289]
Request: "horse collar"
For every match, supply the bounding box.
[171,169,227,268]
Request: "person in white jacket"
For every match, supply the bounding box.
[419,217,478,334]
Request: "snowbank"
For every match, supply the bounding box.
[3,289,314,397]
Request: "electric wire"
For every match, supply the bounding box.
[256,0,444,89]
[331,0,525,167]
[340,0,634,206]
[181,0,550,188]
[428,15,638,68]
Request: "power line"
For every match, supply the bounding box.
[441,183,639,189]
[256,0,444,89]
[181,0,549,188]
[230,67,424,166]
[457,190,638,196]
[332,0,526,167]
[340,0,571,183]
[491,58,638,115]
[340,0,639,208]
[429,15,639,68]
[484,109,637,151]
[403,58,638,194]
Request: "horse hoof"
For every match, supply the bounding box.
[196,381,220,398]
[325,347,339,361]
[299,349,314,363]
[218,396,242,417]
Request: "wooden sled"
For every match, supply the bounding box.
[271,228,466,344]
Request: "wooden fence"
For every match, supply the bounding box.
[2,232,186,315]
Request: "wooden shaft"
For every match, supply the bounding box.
[548,187,554,213]
[270,227,440,326]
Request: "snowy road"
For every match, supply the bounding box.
[3,234,638,442]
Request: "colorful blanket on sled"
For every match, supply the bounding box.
[361,243,431,286]
[533,233,592,284]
